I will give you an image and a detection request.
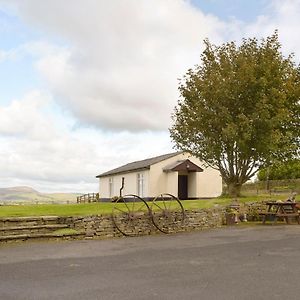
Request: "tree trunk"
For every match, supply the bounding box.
[227,182,242,197]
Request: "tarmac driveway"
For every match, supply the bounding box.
[1,225,300,300]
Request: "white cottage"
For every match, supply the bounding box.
[96,152,222,200]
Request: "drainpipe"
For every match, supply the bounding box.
[120,177,125,197]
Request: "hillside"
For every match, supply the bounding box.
[0,186,81,204]
[0,186,39,195]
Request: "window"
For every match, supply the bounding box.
[137,173,145,197]
[109,177,114,197]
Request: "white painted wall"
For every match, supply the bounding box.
[179,153,222,198]
[99,170,149,198]
[188,172,197,198]
[99,152,222,199]
[166,171,178,197]
[195,166,222,197]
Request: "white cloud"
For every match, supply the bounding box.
[232,0,300,60]
[0,47,19,62]
[0,91,173,192]
[0,49,9,62]
[1,1,300,132]
[0,0,228,131]
[0,90,56,139]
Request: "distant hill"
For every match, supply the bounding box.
[0,186,81,204]
[0,186,39,195]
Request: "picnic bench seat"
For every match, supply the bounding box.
[261,201,300,224]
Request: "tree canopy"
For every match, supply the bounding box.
[258,159,300,181]
[170,32,300,196]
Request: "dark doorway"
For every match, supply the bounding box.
[178,175,188,200]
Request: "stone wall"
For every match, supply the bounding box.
[63,207,225,238]
[0,208,225,242]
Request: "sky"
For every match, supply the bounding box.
[0,0,300,193]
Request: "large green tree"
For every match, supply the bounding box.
[170,32,300,197]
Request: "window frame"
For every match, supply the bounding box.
[137,173,145,197]
[108,177,114,198]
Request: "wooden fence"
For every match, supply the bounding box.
[241,179,300,194]
[77,193,99,203]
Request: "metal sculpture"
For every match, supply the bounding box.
[111,193,185,236]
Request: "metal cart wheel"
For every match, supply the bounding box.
[150,193,185,234]
[112,194,151,236]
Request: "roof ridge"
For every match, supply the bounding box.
[96,151,183,177]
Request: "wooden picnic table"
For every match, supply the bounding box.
[260,201,300,224]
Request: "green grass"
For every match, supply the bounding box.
[0,193,299,218]
[0,203,113,217]
[52,228,82,235]
[0,199,235,218]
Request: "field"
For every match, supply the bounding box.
[0,186,79,204]
[1,192,299,218]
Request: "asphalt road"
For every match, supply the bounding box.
[1,225,300,300]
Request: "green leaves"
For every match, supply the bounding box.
[170,32,300,196]
[258,159,300,180]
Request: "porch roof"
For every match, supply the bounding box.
[163,159,203,173]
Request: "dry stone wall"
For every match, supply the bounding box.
[0,208,225,242]
[58,208,225,238]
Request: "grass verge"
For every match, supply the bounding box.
[0,203,112,217]
[52,228,82,235]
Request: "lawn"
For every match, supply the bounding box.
[183,193,299,210]
[0,203,112,218]
[0,193,298,218]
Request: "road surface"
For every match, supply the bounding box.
[1,225,300,299]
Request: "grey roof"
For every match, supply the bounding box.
[96,152,182,178]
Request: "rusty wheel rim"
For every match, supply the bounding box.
[112,194,151,236]
[150,193,185,234]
